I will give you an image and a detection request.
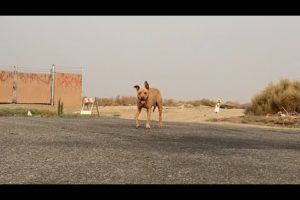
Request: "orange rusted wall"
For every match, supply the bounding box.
[0,70,82,106]
[0,71,13,103]
[16,72,51,104]
[54,72,82,107]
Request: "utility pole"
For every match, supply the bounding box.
[51,64,55,106]
[81,66,83,106]
[12,66,17,104]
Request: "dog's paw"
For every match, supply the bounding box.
[158,122,163,128]
[145,124,151,129]
[135,124,140,129]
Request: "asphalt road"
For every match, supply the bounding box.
[0,116,299,184]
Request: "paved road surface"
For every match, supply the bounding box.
[0,117,299,184]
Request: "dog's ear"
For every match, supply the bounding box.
[144,81,149,90]
[134,85,140,91]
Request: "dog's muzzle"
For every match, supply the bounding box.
[139,97,147,104]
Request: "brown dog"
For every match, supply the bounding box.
[134,81,163,129]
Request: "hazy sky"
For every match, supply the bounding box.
[0,16,300,103]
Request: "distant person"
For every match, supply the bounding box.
[214,97,222,116]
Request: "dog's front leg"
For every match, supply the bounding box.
[135,108,142,128]
[158,106,162,128]
[146,108,151,129]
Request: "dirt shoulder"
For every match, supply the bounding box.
[98,106,300,130]
[218,115,300,129]
[93,105,245,123]
[1,104,299,130]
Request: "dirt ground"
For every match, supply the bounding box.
[3,104,300,129]
[0,104,245,123]
[90,105,245,123]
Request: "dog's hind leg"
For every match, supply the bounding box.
[153,103,157,112]
[135,107,142,128]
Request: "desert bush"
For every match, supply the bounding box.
[163,99,177,107]
[200,99,215,107]
[120,96,137,106]
[185,100,201,107]
[221,101,245,109]
[164,98,216,107]
[95,96,136,106]
[241,103,251,109]
[96,97,114,106]
[185,99,215,107]
[245,79,300,115]
[94,95,244,109]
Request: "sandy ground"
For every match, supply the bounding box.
[0,103,246,127]
[0,104,245,124]
[3,103,299,131]
[94,106,245,124]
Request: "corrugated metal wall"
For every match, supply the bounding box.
[0,71,14,103]
[16,72,52,104]
[0,70,82,106]
[54,73,82,107]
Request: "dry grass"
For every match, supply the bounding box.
[219,115,300,128]
[94,96,244,109]
[0,107,56,117]
[95,95,137,106]
[221,101,247,109]
[185,99,215,107]
[245,79,300,115]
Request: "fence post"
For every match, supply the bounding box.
[81,66,83,104]
[12,66,17,104]
[95,97,100,117]
[51,64,55,106]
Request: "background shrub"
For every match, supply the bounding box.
[94,96,243,109]
[245,79,300,115]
